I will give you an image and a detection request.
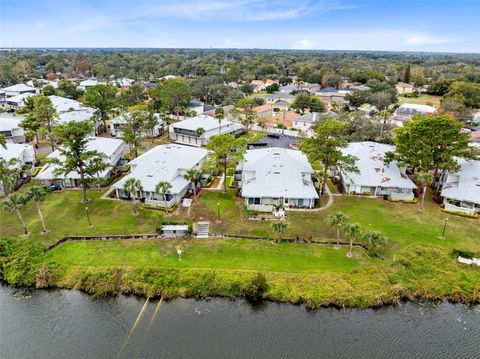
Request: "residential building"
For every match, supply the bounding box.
[237,147,318,212]
[169,114,244,147]
[112,144,208,208]
[292,112,319,132]
[393,103,436,125]
[265,92,294,105]
[0,90,6,105]
[251,79,278,93]
[188,100,205,115]
[49,95,86,113]
[78,79,99,91]
[265,111,300,129]
[253,104,274,119]
[35,137,124,188]
[5,93,35,108]
[441,159,480,216]
[1,84,37,98]
[279,84,298,93]
[396,82,415,94]
[111,112,165,137]
[0,143,36,196]
[0,117,26,143]
[339,142,417,201]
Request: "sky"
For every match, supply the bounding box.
[0,0,479,52]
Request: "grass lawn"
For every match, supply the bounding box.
[44,238,361,274]
[398,94,441,106]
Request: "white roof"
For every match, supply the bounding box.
[112,144,208,194]
[0,117,22,131]
[397,103,436,113]
[441,159,480,204]
[49,95,86,113]
[36,137,124,181]
[161,225,189,231]
[56,109,95,125]
[2,84,36,92]
[0,143,34,163]
[6,92,35,104]
[173,114,244,133]
[79,79,98,87]
[341,142,417,189]
[239,147,319,199]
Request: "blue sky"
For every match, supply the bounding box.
[0,0,479,52]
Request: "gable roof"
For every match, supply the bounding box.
[112,144,208,194]
[6,92,35,104]
[239,147,318,199]
[172,114,243,133]
[2,84,36,92]
[49,95,86,113]
[56,109,95,125]
[441,159,480,204]
[0,143,34,163]
[341,142,417,189]
[0,117,22,131]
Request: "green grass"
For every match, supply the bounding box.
[45,238,360,274]
[398,94,441,106]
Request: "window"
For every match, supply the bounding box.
[248,198,261,205]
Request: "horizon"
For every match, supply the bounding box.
[1,0,479,53]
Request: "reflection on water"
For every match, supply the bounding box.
[1,285,479,359]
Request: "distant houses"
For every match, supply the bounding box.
[35,137,124,188]
[1,84,37,98]
[339,142,417,201]
[237,147,318,211]
[0,143,36,196]
[5,93,35,109]
[112,144,208,208]
[395,82,415,94]
[169,114,244,147]
[78,79,99,91]
[440,159,480,216]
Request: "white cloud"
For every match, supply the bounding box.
[293,39,314,49]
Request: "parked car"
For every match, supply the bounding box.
[50,184,61,191]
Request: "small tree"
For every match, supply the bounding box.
[230,98,258,130]
[271,222,288,242]
[184,168,202,201]
[327,211,348,248]
[0,134,6,149]
[25,184,50,233]
[215,106,224,135]
[361,230,387,257]
[343,222,360,258]
[3,193,29,235]
[122,177,143,216]
[32,95,57,151]
[121,111,148,158]
[155,180,172,213]
[206,134,246,192]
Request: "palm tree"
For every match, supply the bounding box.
[183,168,202,201]
[155,180,172,213]
[361,230,387,257]
[26,184,50,233]
[122,177,143,216]
[3,193,29,235]
[327,211,347,248]
[418,172,433,210]
[343,223,361,258]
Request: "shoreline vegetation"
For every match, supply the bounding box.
[1,188,479,309]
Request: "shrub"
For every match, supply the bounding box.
[35,264,59,288]
[1,244,44,286]
[244,273,267,300]
[78,270,122,298]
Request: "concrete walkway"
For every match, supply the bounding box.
[286,184,333,212]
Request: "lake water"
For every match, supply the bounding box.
[1,285,479,359]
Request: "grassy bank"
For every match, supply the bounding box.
[1,188,479,308]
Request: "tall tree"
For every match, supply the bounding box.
[151,78,190,117]
[120,111,148,157]
[418,172,433,210]
[183,168,202,201]
[230,98,258,131]
[404,64,411,84]
[3,193,29,235]
[300,119,358,202]
[0,158,20,197]
[387,115,477,179]
[327,211,348,248]
[50,120,105,203]
[206,134,246,192]
[25,184,50,233]
[123,177,143,216]
[155,180,172,213]
[32,95,57,151]
[83,84,117,133]
[214,106,224,135]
